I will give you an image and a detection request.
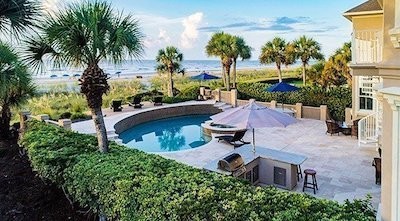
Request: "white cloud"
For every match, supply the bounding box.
[158,29,170,43]
[180,12,203,49]
[144,29,171,48]
[42,0,78,14]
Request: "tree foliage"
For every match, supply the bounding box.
[205,32,236,90]
[293,35,324,85]
[259,37,295,82]
[0,41,35,139]
[231,36,252,88]
[320,42,352,88]
[24,1,144,152]
[156,46,183,97]
[0,0,39,37]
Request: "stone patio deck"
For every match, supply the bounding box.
[72,103,381,208]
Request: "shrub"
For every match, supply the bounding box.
[237,83,351,121]
[21,121,376,221]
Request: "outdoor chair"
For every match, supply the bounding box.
[129,96,143,109]
[215,130,250,148]
[153,96,163,106]
[110,100,123,112]
[372,157,381,185]
[351,119,360,138]
[203,89,212,100]
[325,120,341,136]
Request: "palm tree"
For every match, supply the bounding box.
[332,42,352,86]
[205,32,236,91]
[232,36,251,88]
[0,42,35,139]
[24,1,144,153]
[0,0,39,37]
[294,35,324,86]
[155,46,183,97]
[0,0,38,140]
[259,37,294,83]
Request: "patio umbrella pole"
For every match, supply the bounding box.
[252,128,255,153]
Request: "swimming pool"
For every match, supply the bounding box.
[118,115,212,152]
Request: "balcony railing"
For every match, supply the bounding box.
[352,29,383,64]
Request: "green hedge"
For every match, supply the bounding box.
[21,121,375,220]
[237,83,352,121]
[162,84,200,104]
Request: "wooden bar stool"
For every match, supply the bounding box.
[303,169,318,194]
[297,165,303,181]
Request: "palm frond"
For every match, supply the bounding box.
[23,35,61,73]
[0,0,40,38]
[0,40,35,107]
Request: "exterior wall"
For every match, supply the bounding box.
[381,100,393,221]
[381,0,400,65]
[353,15,383,30]
[379,88,400,221]
[347,1,400,220]
[237,99,323,121]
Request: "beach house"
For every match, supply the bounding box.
[344,0,400,220]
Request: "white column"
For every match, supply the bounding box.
[380,87,400,221]
[395,0,400,28]
[389,0,400,48]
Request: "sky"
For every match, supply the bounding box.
[43,0,365,60]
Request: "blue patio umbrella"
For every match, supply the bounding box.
[267,82,299,109]
[267,82,299,92]
[191,72,220,80]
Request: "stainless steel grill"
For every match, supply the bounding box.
[218,153,246,177]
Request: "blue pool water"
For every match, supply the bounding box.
[119,115,212,152]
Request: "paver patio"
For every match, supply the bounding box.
[161,118,381,208]
[72,103,381,208]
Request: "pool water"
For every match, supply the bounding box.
[119,115,212,152]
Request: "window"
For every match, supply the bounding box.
[358,77,379,111]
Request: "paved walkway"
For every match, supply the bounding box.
[72,104,381,208]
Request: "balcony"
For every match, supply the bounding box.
[352,29,383,64]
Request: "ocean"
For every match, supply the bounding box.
[36,60,271,79]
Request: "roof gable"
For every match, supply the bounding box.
[345,0,382,14]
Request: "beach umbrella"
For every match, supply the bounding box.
[266,82,299,109]
[191,72,220,80]
[210,99,297,152]
[267,82,299,92]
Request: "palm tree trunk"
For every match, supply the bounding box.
[225,64,231,91]
[91,107,109,153]
[276,63,282,83]
[221,61,227,89]
[302,63,307,86]
[0,104,11,140]
[168,71,173,97]
[232,58,237,88]
[80,64,110,153]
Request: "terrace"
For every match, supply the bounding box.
[72,100,381,209]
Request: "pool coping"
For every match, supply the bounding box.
[72,100,219,138]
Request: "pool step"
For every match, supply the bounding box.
[213,102,227,108]
[214,102,233,111]
[107,130,120,141]
[220,104,233,111]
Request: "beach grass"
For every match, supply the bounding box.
[236,68,301,83]
[15,67,302,122]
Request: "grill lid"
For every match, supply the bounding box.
[218,153,244,172]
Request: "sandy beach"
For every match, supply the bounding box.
[33,66,267,88]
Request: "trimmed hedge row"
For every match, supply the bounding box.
[237,83,352,121]
[21,121,375,220]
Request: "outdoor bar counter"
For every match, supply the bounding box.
[204,145,307,190]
